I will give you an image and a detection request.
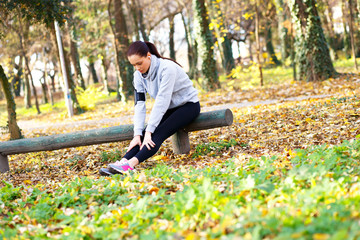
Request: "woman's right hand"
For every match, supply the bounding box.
[127,135,142,152]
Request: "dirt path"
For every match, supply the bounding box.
[17,94,332,131]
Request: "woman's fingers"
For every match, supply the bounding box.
[140,139,155,150]
[127,138,142,152]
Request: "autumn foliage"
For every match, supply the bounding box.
[1,73,360,238]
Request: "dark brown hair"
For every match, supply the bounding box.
[127,41,181,67]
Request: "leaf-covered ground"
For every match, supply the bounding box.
[1,73,360,239]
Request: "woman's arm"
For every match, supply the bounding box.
[133,74,147,136]
[145,63,177,133]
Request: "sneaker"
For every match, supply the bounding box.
[99,168,113,176]
[108,163,134,174]
[112,159,128,166]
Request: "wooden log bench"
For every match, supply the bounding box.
[0,109,233,173]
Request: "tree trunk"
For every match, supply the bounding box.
[136,0,148,41]
[49,69,56,93]
[341,0,352,59]
[275,0,289,63]
[290,0,336,81]
[108,0,126,102]
[113,0,134,98]
[169,15,176,60]
[129,0,148,41]
[181,13,198,79]
[207,0,235,74]
[221,35,235,73]
[126,0,141,39]
[69,24,86,89]
[265,20,281,66]
[0,65,22,140]
[0,84,3,100]
[48,65,57,93]
[248,38,254,61]
[323,0,338,60]
[255,0,264,86]
[101,57,110,95]
[18,16,41,114]
[23,63,32,109]
[193,0,220,91]
[43,59,54,105]
[40,75,49,104]
[290,18,297,81]
[88,56,99,84]
[352,0,360,57]
[349,0,359,70]
[28,67,41,114]
[11,55,23,97]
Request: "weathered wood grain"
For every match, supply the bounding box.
[0,109,233,173]
[171,129,191,154]
[0,124,134,155]
[0,154,9,173]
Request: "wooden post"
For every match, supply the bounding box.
[0,154,9,173]
[171,129,191,154]
[172,108,233,154]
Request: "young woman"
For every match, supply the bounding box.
[99,41,200,176]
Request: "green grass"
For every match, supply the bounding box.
[333,57,360,72]
[0,85,118,126]
[17,101,67,117]
[1,139,360,239]
[192,139,239,158]
[100,149,126,163]
[226,57,359,90]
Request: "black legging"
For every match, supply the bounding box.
[123,101,200,163]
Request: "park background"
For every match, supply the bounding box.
[1,0,360,239]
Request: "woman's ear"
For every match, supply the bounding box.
[147,52,151,59]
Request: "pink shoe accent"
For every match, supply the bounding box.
[121,164,134,171]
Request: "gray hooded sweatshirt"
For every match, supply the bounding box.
[133,55,199,136]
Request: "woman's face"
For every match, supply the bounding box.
[128,52,151,74]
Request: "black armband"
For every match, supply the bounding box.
[134,90,145,105]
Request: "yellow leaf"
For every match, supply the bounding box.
[185,232,198,240]
[291,232,303,238]
[209,22,214,30]
[244,232,252,240]
[227,80,235,86]
[208,135,218,140]
[351,211,359,218]
[305,118,313,123]
[80,225,92,235]
[123,176,130,187]
[261,208,268,216]
[313,233,330,240]
[23,180,32,184]
[153,155,166,161]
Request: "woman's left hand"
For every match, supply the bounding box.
[141,131,156,150]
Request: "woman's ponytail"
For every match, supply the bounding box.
[144,42,162,59]
[127,41,182,67]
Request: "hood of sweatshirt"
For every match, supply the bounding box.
[142,54,160,81]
